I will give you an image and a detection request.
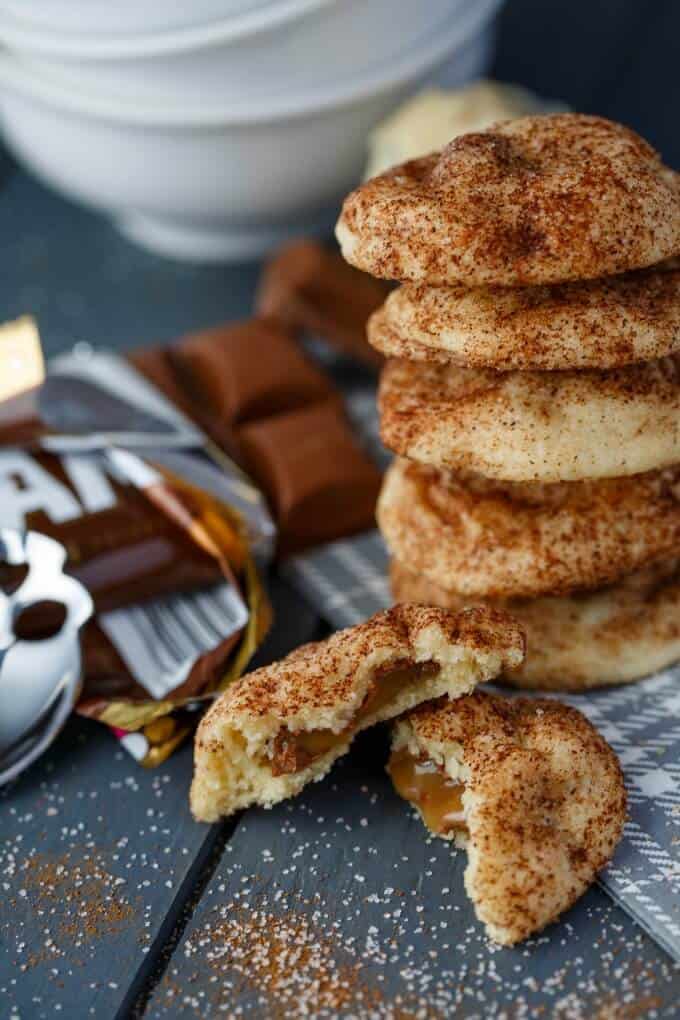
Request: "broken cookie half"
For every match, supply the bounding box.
[191,605,525,822]
[389,692,626,945]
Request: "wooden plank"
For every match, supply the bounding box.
[147,731,680,1018]
[0,716,214,1020]
[0,577,318,1020]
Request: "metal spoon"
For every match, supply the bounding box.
[0,529,93,786]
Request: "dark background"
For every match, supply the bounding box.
[495,0,679,166]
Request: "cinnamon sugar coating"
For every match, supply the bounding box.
[191,604,525,822]
[391,692,626,944]
[369,264,680,371]
[337,113,680,286]
[390,557,680,690]
[377,458,680,598]
[379,355,680,482]
[215,605,522,722]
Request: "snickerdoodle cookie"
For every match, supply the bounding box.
[337,114,680,286]
[191,604,524,822]
[368,264,680,371]
[379,355,680,482]
[377,458,680,598]
[388,692,626,944]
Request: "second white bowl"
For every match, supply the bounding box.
[0,0,499,109]
[0,0,274,37]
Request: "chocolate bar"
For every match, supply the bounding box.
[1,315,380,564]
[129,318,381,557]
[0,448,234,613]
[236,400,381,557]
[0,321,277,767]
[256,239,389,369]
[168,317,336,449]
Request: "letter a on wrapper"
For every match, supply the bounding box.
[0,318,274,766]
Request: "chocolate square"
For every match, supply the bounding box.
[236,400,381,557]
[256,240,389,369]
[169,318,336,448]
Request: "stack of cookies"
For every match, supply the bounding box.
[336,113,680,691]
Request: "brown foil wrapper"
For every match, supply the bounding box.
[0,446,271,763]
[77,548,271,763]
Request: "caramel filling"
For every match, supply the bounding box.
[268,659,439,777]
[388,747,467,837]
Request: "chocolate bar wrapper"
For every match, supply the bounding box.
[0,447,226,612]
[0,322,275,764]
[78,552,271,766]
[0,443,272,762]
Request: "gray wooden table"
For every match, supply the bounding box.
[2,139,680,1016]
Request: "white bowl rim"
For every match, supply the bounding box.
[0,0,501,126]
[0,0,337,59]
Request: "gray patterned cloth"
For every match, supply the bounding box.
[285,529,680,963]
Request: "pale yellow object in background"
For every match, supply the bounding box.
[364,80,545,179]
[0,316,45,400]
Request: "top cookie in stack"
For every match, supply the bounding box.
[335,113,680,690]
[338,113,680,288]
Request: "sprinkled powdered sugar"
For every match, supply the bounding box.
[4,851,136,971]
[149,754,680,1018]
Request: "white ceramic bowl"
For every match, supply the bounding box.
[0,0,497,107]
[0,20,496,261]
[0,0,273,37]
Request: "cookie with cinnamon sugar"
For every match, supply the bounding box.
[368,263,680,371]
[337,113,680,287]
[388,691,626,944]
[191,604,525,822]
[377,458,680,598]
[378,355,680,483]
